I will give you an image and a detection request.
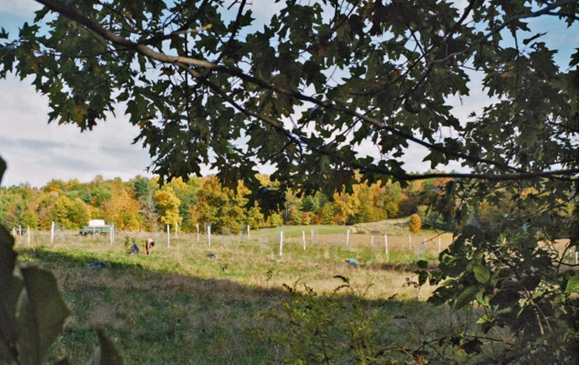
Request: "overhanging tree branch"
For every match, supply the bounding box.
[177,64,580,183]
[427,0,577,65]
[33,0,578,182]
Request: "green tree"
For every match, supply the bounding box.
[269,212,283,227]
[246,202,265,230]
[0,193,27,228]
[1,1,578,362]
[132,176,160,231]
[317,203,335,225]
[51,195,90,230]
[302,195,320,213]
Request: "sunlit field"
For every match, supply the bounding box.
[14,227,571,364]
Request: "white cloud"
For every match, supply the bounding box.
[0,75,155,187]
[0,74,228,187]
[0,0,41,17]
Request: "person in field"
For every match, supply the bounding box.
[143,238,155,255]
[345,258,359,268]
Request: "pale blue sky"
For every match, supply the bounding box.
[0,1,577,187]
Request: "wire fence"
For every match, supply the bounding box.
[10,224,577,265]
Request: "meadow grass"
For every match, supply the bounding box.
[257,224,349,237]
[352,218,443,236]
[257,219,445,238]
[14,229,484,364]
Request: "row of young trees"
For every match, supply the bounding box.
[0,173,451,234]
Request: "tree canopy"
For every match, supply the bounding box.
[0,0,578,362]
[0,0,577,191]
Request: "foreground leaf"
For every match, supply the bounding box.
[87,328,124,365]
[453,287,479,311]
[17,267,70,365]
[473,265,491,284]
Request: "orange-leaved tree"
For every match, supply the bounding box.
[409,214,421,234]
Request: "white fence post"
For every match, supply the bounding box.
[175,222,178,238]
[208,225,211,246]
[247,225,250,239]
[371,235,374,247]
[311,229,314,244]
[346,229,350,246]
[279,230,284,256]
[19,225,22,236]
[51,221,55,245]
[302,231,306,251]
[438,237,441,253]
[384,234,389,255]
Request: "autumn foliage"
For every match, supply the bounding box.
[0,173,459,232]
[408,214,421,233]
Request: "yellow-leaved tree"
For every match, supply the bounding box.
[101,189,143,231]
[154,187,182,228]
[188,177,251,234]
[332,190,357,225]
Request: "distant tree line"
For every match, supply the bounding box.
[3,173,566,234]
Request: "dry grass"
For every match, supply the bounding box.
[14,230,470,364]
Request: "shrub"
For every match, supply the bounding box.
[409,214,421,233]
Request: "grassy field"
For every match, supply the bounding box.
[257,219,446,237]
[352,218,442,235]
[13,228,496,364]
